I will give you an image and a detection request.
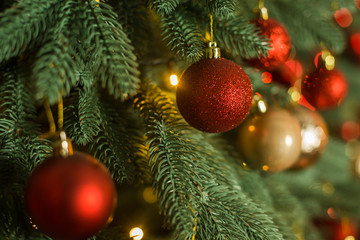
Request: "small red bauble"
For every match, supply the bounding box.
[250,18,291,70]
[176,58,253,133]
[270,59,303,87]
[25,152,117,240]
[301,68,348,109]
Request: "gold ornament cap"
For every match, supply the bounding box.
[53,131,73,157]
[205,42,221,59]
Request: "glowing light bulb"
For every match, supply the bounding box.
[170,74,179,86]
[344,236,355,240]
[130,227,144,240]
[262,165,269,171]
[248,125,255,132]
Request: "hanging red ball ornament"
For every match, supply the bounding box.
[25,151,117,240]
[237,108,302,172]
[301,68,348,110]
[250,18,291,70]
[350,33,360,56]
[176,42,253,133]
[289,105,328,170]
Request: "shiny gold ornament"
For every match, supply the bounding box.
[237,108,302,172]
[289,105,328,170]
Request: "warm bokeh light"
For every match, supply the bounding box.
[344,236,356,240]
[262,165,269,171]
[248,125,255,132]
[334,8,353,28]
[170,74,179,86]
[288,87,301,102]
[327,207,337,219]
[350,33,360,55]
[130,227,144,240]
[258,100,267,113]
[261,72,272,84]
[301,126,324,152]
[143,186,157,204]
[325,55,335,70]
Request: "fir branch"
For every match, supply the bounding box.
[266,0,346,54]
[205,0,235,17]
[64,87,101,146]
[0,64,51,238]
[32,0,79,104]
[0,0,62,63]
[161,9,205,62]
[193,134,284,240]
[89,99,143,184]
[134,83,282,239]
[150,0,180,16]
[87,1,140,100]
[214,16,270,59]
[115,0,151,57]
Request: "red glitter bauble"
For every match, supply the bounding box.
[176,58,253,133]
[270,59,303,87]
[301,68,348,110]
[25,152,117,240]
[250,18,291,70]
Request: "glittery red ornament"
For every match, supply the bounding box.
[270,59,303,87]
[250,18,291,70]
[301,68,348,110]
[176,58,253,133]
[313,217,358,240]
[25,152,117,240]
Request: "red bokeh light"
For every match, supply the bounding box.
[334,8,353,28]
[262,71,272,83]
[284,59,303,78]
[356,0,360,10]
[350,33,360,55]
[341,121,360,141]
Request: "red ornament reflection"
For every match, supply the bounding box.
[334,8,353,28]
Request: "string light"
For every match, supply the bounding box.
[170,74,179,86]
[344,236,355,240]
[129,227,144,240]
[262,165,269,171]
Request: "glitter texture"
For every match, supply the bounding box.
[250,18,291,70]
[302,68,348,110]
[176,58,253,133]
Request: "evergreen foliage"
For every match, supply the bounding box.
[160,8,205,62]
[214,16,270,58]
[0,0,359,239]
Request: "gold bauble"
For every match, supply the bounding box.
[237,108,302,172]
[289,105,328,170]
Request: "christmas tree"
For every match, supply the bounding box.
[1,0,360,239]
